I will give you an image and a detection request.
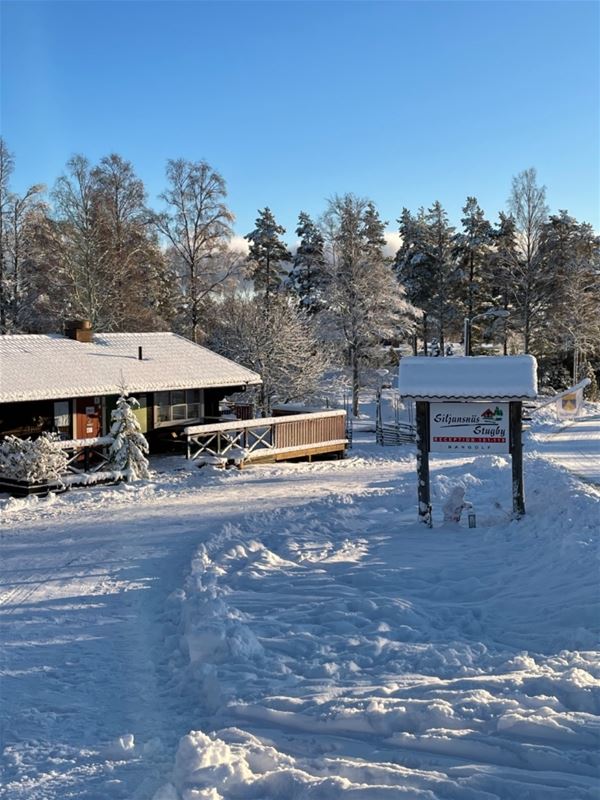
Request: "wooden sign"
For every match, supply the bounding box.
[416,399,524,525]
[429,402,509,453]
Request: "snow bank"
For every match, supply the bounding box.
[157,445,600,799]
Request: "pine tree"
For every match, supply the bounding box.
[109,393,150,480]
[324,195,413,416]
[245,208,291,306]
[454,197,493,323]
[288,212,326,314]
[489,212,518,354]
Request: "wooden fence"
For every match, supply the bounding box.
[185,410,348,465]
[57,435,114,474]
[375,421,416,446]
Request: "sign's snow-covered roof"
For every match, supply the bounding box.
[397,355,538,401]
[0,333,261,403]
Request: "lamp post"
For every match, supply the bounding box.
[463,309,510,356]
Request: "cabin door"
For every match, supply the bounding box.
[75,397,102,439]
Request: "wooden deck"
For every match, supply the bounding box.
[184,410,348,466]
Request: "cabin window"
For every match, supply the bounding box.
[53,400,71,437]
[154,390,204,426]
[186,389,202,420]
[155,392,171,424]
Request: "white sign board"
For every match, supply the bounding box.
[429,402,510,453]
[556,388,583,419]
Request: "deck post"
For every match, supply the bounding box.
[415,401,431,526]
[510,401,525,517]
[186,435,191,460]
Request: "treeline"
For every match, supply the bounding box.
[1,137,598,411]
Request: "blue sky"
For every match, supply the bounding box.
[2,0,599,244]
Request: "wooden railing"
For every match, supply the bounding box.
[185,410,348,464]
[57,435,114,474]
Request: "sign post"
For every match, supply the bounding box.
[509,401,525,517]
[415,401,431,525]
[398,355,538,526]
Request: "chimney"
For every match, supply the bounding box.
[138,346,143,361]
[64,319,93,343]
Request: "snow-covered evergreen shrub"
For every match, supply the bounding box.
[0,433,69,483]
[108,393,150,480]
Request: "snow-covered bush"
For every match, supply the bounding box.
[108,393,150,480]
[0,433,69,483]
[442,486,472,524]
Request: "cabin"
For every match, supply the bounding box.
[0,321,261,450]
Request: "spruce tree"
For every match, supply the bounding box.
[362,201,387,258]
[245,208,291,306]
[394,207,433,353]
[288,212,326,314]
[109,393,150,480]
[324,194,413,416]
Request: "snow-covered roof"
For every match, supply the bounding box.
[397,355,537,401]
[0,333,261,403]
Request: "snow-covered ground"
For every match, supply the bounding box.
[1,410,599,799]
[531,410,600,486]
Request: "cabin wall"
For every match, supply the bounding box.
[0,400,56,438]
[74,397,103,439]
[0,384,255,447]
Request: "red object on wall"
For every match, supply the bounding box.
[75,397,102,439]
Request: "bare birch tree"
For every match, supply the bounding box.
[0,138,13,333]
[50,155,111,327]
[209,293,328,413]
[152,159,241,342]
[4,184,46,330]
[508,167,550,353]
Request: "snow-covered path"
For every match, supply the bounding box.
[0,456,412,799]
[1,439,599,799]
[532,413,600,486]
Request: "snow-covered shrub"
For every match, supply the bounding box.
[442,486,472,524]
[108,393,150,480]
[0,433,69,483]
